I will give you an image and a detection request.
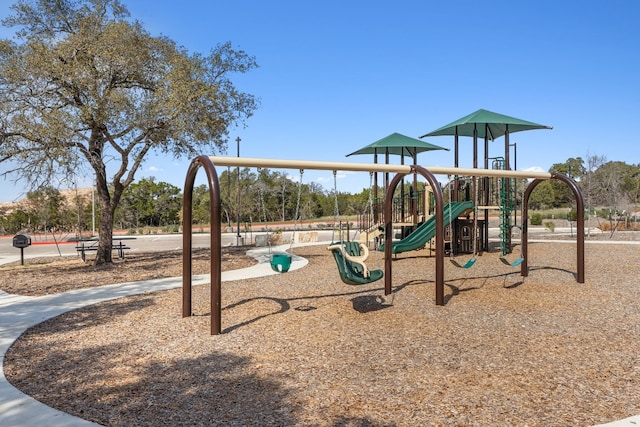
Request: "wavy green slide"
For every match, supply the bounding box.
[381,201,473,254]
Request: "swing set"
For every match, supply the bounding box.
[182,155,585,334]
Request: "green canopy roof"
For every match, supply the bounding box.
[346,132,449,157]
[420,109,552,140]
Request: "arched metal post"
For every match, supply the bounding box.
[182,156,222,335]
[521,178,542,278]
[384,165,445,305]
[522,173,584,283]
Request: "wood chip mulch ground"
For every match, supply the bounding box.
[0,247,256,296]
[3,237,640,426]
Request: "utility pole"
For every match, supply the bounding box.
[236,136,241,246]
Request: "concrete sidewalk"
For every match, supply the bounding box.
[0,245,308,427]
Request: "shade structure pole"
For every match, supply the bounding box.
[504,125,512,252]
[473,123,478,169]
[412,149,418,222]
[400,152,405,224]
[374,150,379,223]
[385,149,390,194]
[483,127,489,252]
[461,123,477,257]
[504,125,510,170]
[453,127,459,202]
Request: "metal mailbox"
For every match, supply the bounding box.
[12,234,32,249]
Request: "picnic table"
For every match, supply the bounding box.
[76,237,136,261]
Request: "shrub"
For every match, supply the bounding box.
[269,228,283,245]
[530,212,542,225]
[544,221,555,232]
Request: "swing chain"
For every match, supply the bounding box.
[257,168,268,223]
[332,170,341,241]
[290,169,304,250]
[368,171,375,224]
[369,171,383,266]
[294,169,304,223]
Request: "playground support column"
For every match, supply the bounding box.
[384,165,445,305]
[385,149,390,194]
[182,155,223,335]
[483,127,490,252]
[504,126,512,253]
[412,151,419,222]
[400,153,405,223]
[453,126,459,202]
[521,173,584,283]
[374,150,379,223]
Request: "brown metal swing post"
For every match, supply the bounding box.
[182,155,223,335]
[384,165,445,305]
[521,173,584,283]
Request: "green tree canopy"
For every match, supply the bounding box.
[593,161,638,209]
[116,177,182,228]
[24,186,66,231]
[0,0,258,263]
[549,157,585,207]
[528,180,556,210]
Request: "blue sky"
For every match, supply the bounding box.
[1,0,639,201]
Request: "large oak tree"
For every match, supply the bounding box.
[0,0,258,263]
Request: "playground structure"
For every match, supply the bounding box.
[182,155,585,335]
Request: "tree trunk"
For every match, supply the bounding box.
[93,171,116,265]
[95,205,114,265]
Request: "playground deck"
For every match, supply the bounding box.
[3,239,640,426]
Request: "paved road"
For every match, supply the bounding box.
[0,230,346,265]
[0,233,206,264]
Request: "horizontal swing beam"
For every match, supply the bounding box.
[208,156,553,180]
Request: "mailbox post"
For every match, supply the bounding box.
[12,234,31,266]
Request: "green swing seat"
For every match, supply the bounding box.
[270,253,292,273]
[328,241,383,286]
[499,255,524,267]
[450,256,477,269]
[499,227,524,267]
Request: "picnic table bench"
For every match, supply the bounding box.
[75,237,136,261]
